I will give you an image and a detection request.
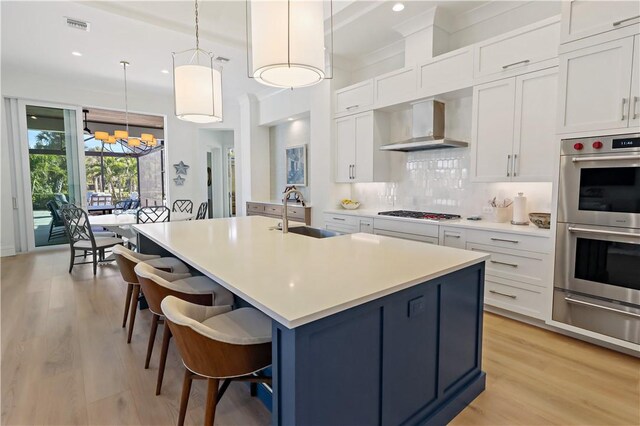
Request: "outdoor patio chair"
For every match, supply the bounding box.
[45,200,66,241]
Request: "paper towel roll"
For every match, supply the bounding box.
[512,192,528,225]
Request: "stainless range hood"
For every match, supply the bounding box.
[379,100,468,152]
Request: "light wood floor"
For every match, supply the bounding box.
[1,248,638,425]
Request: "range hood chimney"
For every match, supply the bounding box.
[379,100,468,152]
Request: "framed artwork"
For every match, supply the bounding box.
[285,144,307,186]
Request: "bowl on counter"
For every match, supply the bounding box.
[341,201,361,210]
[529,212,551,229]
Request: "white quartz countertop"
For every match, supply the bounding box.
[133,216,488,329]
[325,209,552,237]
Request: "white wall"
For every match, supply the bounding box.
[269,117,311,201]
[1,64,241,253]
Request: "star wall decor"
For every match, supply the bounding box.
[173,175,185,186]
[173,161,190,175]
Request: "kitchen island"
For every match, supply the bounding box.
[134,216,489,425]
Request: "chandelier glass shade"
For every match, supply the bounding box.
[172,0,223,123]
[246,0,333,89]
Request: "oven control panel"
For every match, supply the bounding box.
[561,133,640,155]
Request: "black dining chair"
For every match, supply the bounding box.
[195,201,208,220]
[60,205,123,275]
[172,199,193,214]
[46,200,66,241]
[137,206,171,224]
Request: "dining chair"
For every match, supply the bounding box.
[60,205,123,275]
[134,263,234,395]
[161,296,272,426]
[46,200,66,241]
[137,206,170,223]
[172,199,194,214]
[195,201,208,220]
[113,245,190,343]
[114,199,132,210]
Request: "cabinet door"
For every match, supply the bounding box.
[354,112,374,182]
[471,78,516,182]
[630,35,640,128]
[335,116,356,183]
[512,68,558,181]
[557,37,634,134]
[561,0,640,44]
[374,67,416,108]
[335,80,374,116]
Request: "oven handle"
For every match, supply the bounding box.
[565,296,640,319]
[567,226,640,239]
[572,154,640,163]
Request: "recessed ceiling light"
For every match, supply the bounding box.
[30,115,37,120]
[288,118,294,121]
[71,51,82,56]
[161,70,169,74]
[392,3,405,12]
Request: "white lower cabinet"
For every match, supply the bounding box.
[373,218,439,245]
[323,213,372,234]
[439,226,467,249]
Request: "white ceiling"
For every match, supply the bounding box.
[1,1,494,101]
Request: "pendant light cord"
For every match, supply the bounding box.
[195,0,200,51]
[122,61,129,133]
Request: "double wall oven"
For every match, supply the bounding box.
[555,133,640,344]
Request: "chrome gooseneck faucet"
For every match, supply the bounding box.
[282,188,305,233]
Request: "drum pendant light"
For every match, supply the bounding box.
[246,0,333,89]
[172,0,223,123]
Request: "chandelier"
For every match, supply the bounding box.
[93,61,161,155]
[172,0,223,123]
[246,0,333,89]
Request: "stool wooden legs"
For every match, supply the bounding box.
[127,285,140,343]
[178,369,195,426]
[204,378,220,426]
[122,283,134,328]
[155,325,172,395]
[145,313,160,369]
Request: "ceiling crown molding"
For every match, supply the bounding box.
[392,6,454,38]
[447,1,534,33]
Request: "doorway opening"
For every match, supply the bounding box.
[200,129,235,218]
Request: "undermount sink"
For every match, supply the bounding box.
[288,226,343,239]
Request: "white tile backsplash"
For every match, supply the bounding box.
[352,149,552,218]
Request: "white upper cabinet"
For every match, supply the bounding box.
[557,36,635,134]
[471,78,516,181]
[473,17,561,80]
[374,67,417,109]
[630,35,640,128]
[512,68,558,181]
[335,80,374,117]
[334,111,390,183]
[561,0,640,44]
[472,68,558,182]
[419,47,474,96]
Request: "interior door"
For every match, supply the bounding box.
[335,116,355,183]
[512,68,558,181]
[17,101,85,249]
[471,78,516,182]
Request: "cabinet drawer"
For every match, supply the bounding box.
[373,218,439,238]
[439,227,466,249]
[374,229,438,245]
[264,205,282,216]
[374,67,416,108]
[326,223,358,234]
[474,18,560,79]
[359,218,374,234]
[286,206,305,219]
[419,47,473,94]
[485,276,546,320]
[335,80,374,116]
[247,202,265,213]
[324,213,359,228]
[467,243,549,288]
[465,229,551,253]
[561,0,640,44]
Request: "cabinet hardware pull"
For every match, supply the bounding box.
[346,105,359,110]
[490,260,519,268]
[445,233,461,238]
[332,217,346,221]
[565,296,640,319]
[513,153,518,177]
[506,154,511,177]
[633,96,639,120]
[612,15,640,26]
[567,226,640,239]
[348,165,353,179]
[572,154,640,163]
[352,164,356,179]
[502,59,530,69]
[489,290,517,299]
[622,98,627,120]
[490,237,519,244]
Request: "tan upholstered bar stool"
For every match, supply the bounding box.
[133,263,234,395]
[161,296,272,426]
[113,245,190,343]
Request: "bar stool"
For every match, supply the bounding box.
[113,245,190,343]
[133,262,234,395]
[161,296,272,426]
